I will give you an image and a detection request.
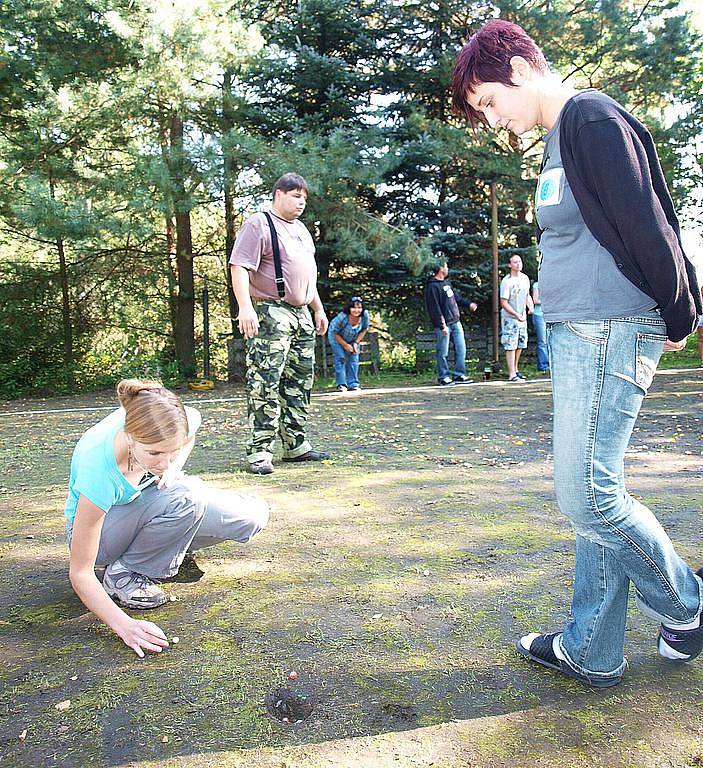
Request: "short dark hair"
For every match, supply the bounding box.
[272,173,308,199]
[451,19,547,128]
[342,296,364,314]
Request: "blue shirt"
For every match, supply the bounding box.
[63,406,201,523]
[327,310,369,344]
[532,281,543,317]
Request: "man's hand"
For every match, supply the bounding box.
[663,338,686,352]
[314,309,328,336]
[441,326,449,335]
[518,312,527,323]
[469,302,478,312]
[238,306,259,339]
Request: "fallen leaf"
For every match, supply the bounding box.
[55,700,71,712]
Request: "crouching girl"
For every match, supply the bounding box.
[65,378,268,656]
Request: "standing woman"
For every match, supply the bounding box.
[327,296,370,392]
[452,20,702,686]
[65,379,268,656]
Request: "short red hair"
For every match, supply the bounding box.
[451,19,547,129]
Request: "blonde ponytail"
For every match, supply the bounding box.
[116,378,188,445]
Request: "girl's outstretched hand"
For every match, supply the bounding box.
[117,617,169,657]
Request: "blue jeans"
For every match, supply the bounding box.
[532,312,549,371]
[330,340,360,388]
[434,321,466,381]
[549,316,702,681]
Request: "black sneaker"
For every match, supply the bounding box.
[516,632,623,688]
[438,377,454,386]
[282,450,330,462]
[453,375,473,384]
[658,568,703,662]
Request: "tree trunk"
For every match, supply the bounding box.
[169,114,197,379]
[166,214,178,351]
[49,170,74,386]
[315,223,330,306]
[222,69,240,337]
[510,135,533,250]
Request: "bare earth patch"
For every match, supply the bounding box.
[0,370,702,767]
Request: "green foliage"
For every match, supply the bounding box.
[0,0,701,395]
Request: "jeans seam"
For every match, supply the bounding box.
[578,319,609,665]
[583,321,690,619]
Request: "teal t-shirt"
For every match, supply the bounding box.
[63,406,201,523]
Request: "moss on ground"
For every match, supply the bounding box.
[1,370,702,767]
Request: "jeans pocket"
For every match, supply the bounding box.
[635,332,665,392]
[564,321,608,344]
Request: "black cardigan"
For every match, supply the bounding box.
[556,90,701,342]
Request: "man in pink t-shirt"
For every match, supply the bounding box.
[229,173,330,475]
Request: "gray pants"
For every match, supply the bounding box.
[67,477,269,578]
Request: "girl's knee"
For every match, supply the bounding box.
[248,496,269,536]
[159,484,207,526]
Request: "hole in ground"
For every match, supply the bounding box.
[265,686,315,724]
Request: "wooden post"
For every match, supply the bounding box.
[490,182,499,366]
[203,275,210,380]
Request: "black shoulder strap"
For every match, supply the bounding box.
[263,212,286,299]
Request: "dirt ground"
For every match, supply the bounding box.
[1,369,702,768]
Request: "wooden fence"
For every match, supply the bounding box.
[415,321,535,370]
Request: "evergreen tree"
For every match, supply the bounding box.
[229,0,432,318]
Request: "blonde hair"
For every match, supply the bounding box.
[116,379,188,445]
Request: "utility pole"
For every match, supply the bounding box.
[203,275,210,380]
[490,182,499,367]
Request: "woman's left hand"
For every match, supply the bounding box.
[663,338,686,353]
[157,467,185,489]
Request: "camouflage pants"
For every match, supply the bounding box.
[245,300,316,463]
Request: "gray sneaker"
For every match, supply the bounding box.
[103,561,168,609]
[248,459,274,475]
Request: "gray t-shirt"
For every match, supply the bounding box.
[536,109,656,322]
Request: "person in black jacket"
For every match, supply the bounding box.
[424,261,478,385]
[451,19,702,687]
